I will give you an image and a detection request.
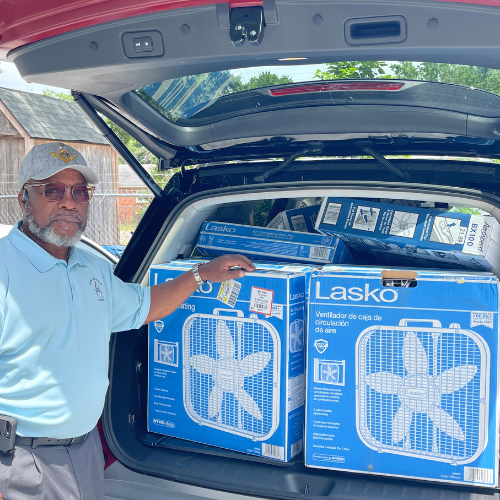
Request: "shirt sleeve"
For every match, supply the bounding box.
[0,273,6,339]
[109,270,151,333]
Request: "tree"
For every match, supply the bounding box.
[232,70,293,92]
[314,61,389,80]
[42,89,73,101]
[390,62,500,94]
[315,60,500,96]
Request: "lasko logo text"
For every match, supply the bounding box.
[315,282,398,303]
[206,223,236,233]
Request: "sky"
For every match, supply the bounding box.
[0,61,69,94]
[0,60,323,95]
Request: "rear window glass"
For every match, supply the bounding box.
[134,62,500,123]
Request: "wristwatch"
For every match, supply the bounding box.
[192,263,206,286]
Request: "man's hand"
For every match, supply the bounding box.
[144,255,255,325]
[198,254,255,283]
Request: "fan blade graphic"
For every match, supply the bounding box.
[208,385,224,418]
[234,387,263,420]
[427,407,465,441]
[190,354,216,375]
[434,365,477,394]
[216,320,235,359]
[403,332,427,375]
[365,372,403,394]
[392,406,413,444]
[239,352,271,378]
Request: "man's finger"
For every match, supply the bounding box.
[222,254,255,271]
[223,269,246,280]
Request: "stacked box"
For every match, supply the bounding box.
[148,261,306,462]
[196,221,352,265]
[251,260,318,297]
[315,197,500,274]
[305,266,500,486]
[267,205,320,233]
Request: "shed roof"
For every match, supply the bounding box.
[0,87,108,145]
[119,164,155,188]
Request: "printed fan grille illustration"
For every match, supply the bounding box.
[183,309,280,440]
[356,319,489,463]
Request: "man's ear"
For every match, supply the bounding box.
[18,189,27,210]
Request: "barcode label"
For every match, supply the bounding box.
[291,439,303,458]
[309,246,330,261]
[249,287,274,316]
[290,214,307,232]
[262,443,284,460]
[323,202,342,225]
[217,280,242,308]
[464,467,494,484]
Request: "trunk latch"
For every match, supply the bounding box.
[230,7,264,46]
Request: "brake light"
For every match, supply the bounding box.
[269,82,404,96]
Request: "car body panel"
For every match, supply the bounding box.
[1,0,500,61]
[0,0,262,60]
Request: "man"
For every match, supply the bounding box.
[0,142,254,500]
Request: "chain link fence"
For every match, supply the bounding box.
[0,175,154,248]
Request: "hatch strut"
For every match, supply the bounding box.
[357,142,409,181]
[73,92,174,209]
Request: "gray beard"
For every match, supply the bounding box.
[24,199,86,248]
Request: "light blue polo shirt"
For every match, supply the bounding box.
[0,223,151,438]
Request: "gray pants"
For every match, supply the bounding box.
[0,427,104,500]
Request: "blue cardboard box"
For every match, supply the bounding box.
[267,205,320,233]
[305,267,500,486]
[148,261,306,461]
[315,197,500,274]
[196,221,352,265]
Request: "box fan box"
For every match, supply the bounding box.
[305,267,500,487]
[315,197,500,274]
[148,260,306,462]
[267,205,320,233]
[196,221,352,265]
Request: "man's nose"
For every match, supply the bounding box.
[57,186,78,209]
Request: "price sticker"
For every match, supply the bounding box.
[249,287,274,316]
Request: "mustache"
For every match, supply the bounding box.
[48,212,84,225]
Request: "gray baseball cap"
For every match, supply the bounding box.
[18,142,99,189]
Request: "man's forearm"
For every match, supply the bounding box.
[144,270,199,325]
[143,254,255,325]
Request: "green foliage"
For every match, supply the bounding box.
[391,62,500,94]
[314,61,389,80]
[42,89,73,101]
[230,71,293,93]
[450,206,485,215]
[250,199,273,227]
[314,60,500,95]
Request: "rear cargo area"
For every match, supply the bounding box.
[104,184,500,499]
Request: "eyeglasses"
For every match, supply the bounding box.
[24,182,95,203]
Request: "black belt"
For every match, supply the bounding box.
[15,433,88,448]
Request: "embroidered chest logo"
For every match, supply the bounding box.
[89,278,105,301]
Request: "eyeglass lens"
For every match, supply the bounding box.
[44,183,93,203]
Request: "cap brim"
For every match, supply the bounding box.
[32,164,99,185]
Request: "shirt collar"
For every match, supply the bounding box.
[8,220,88,272]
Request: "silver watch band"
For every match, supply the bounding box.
[192,263,206,285]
